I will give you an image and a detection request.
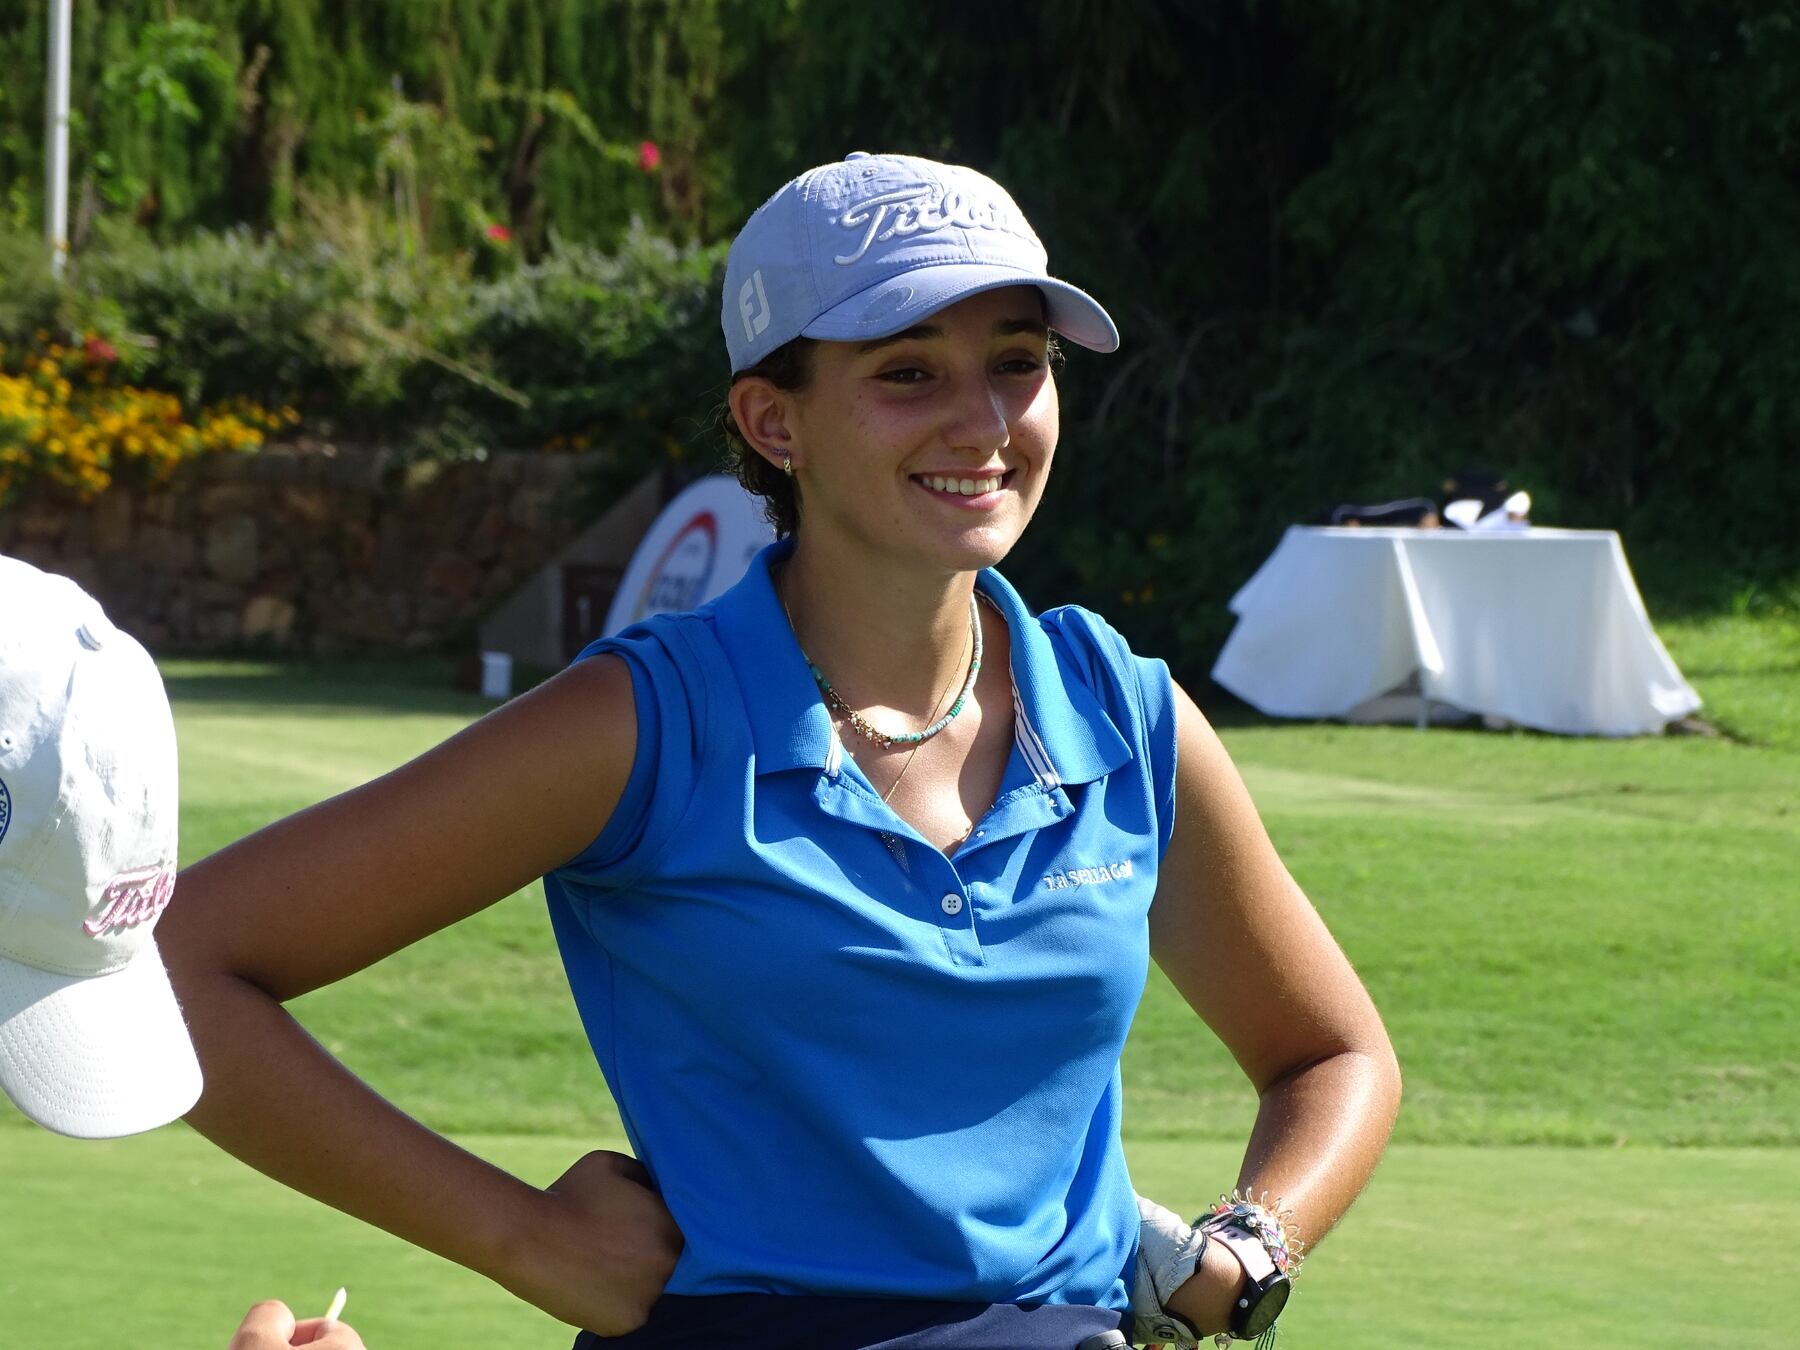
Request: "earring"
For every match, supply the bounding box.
[778,449,793,476]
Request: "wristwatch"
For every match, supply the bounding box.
[1200,1216,1292,1341]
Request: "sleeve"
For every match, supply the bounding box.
[1042,605,1180,858]
[1141,650,1179,857]
[552,615,709,888]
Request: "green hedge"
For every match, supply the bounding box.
[5,1,1796,682]
[0,218,726,499]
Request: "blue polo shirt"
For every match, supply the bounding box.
[544,541,1178,1311]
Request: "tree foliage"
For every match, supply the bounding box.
[2,0,1793,676]
[0,0,717,243]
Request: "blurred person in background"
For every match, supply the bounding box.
[0,556,365,1350]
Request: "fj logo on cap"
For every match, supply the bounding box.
[738,269,772,343]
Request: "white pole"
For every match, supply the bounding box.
[45,0,73,278]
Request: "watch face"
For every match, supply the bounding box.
[1239,1274,1291,1338]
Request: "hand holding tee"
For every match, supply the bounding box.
[227,1300,366,1348]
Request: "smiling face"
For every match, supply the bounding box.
[767,286,1060,577]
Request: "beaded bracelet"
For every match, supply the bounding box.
[1202,1188,1305,1279]
[1198,1190,1305,1347]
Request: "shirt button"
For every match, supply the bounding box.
[940,892,964,916]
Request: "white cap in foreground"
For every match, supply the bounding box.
[0,555,201,1137]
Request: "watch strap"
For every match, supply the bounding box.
[1203,1223,1279,1285]
[1200,1216,1291,1344]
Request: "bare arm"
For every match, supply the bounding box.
[160,656,681,1335]
[1150,682,1402,1334]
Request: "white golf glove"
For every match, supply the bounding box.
[1131,1193,1207,1348]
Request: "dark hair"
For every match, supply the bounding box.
[720,338,816,538]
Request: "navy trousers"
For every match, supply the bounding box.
[571,1295,1130,1349]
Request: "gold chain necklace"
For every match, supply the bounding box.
[878,621,969,802]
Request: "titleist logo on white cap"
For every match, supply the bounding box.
[0,553,201,1139]
[82,865,178,936]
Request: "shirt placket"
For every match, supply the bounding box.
[812,754,1078,969]
[809,769,981,963]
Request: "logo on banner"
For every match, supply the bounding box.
[627,510,719,623]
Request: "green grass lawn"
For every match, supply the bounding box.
[1,607,1794,1345]
[5,1129,1797,1348]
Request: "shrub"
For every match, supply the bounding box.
[0,225,125,352]
[69,216,486,435]
[0,330,294,506]
[0,218,729,501]
[462,223,728,458]
[77,226,353,408]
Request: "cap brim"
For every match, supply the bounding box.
[801,262,1120,353]
[0,948,202,1139]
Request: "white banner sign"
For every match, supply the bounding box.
[603,475,775,636]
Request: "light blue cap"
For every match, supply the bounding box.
[723,151,1120,373]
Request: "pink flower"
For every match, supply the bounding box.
[484,223,512,244]
[637,139,662,173]
[83,335,118,365]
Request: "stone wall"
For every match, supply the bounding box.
[0,443,606,653]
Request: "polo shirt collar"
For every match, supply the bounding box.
[706,539,838,775]
[976,564,1131,789]
[706,541,1129,787]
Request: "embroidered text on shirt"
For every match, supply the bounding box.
[1042,860,1133,890]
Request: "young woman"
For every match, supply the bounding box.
[163,153,1400,1350]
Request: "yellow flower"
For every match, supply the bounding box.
[0,333,290,505]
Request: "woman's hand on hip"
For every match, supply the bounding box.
[501,1149,684,1336]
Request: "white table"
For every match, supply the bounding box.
[1210,527,1701,736]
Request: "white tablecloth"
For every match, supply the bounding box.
[1210,527,1701,736]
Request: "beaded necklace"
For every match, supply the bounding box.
[781,585,983,751]
[872,620,967,803]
